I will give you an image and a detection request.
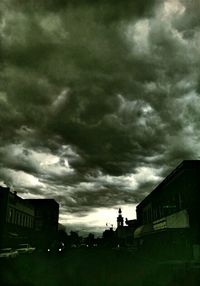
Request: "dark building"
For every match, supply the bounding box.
[0,187,59,249]
[117,208,124,227]
[0,187,35,248]
[102,227,115,247]
[115,209,138,246]
[26,199,59,249]
[134,160,200,260]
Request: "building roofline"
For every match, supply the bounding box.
[26,198,59,206]
[0,186,10,191]
[136,160,200,209]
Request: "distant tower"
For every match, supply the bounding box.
[117,208,124,227]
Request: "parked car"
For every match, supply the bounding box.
[16,244,36,254]
[0,248,18,259]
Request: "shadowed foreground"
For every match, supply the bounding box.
[1,249,200,286]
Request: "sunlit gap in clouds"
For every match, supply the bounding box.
[59,203,137,235]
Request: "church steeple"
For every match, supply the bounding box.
[117,208,124,227]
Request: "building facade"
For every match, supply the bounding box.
[134,160,200,260]
[26,199,59,249]
[0,187,35,248]
[0,187,59,249]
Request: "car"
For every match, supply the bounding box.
[16,244,36,254]
[79,244,89,249]
[0,248,18,259]
[47,242,65,254]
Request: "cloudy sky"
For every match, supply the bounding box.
[0,0,200,235]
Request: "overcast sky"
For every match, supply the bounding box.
[0,0,200,235]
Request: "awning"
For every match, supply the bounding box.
[134,224,154,238]
[134,210,189,239]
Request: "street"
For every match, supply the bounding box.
[1,248,200,286]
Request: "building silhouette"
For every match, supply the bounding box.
[0,187,59,249]
[117,208,124,227]
[115,208,138,246]
[26,199,59,249]
[0,187,35,248]
[102,227,115,247]
[134,160,200,260]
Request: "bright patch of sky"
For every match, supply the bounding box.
[59,203,137,234]
[1,168,45,189]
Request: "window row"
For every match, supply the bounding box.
[142,192,183,224]
[7,207,34,228]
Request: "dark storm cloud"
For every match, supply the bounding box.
[0,0,200,231]
[8,0,156,21]
[0,0,159,170]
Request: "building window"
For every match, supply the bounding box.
[12,209,15,224]
[15,212,18,225]
[18,213,21,226]
[8,208,13,223]
[31,218,33,228]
